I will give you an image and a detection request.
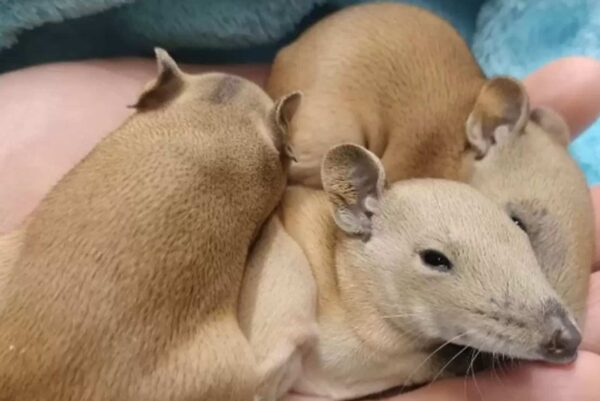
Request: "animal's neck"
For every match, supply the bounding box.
[336,241,423,353]
[277,187,437,398]
[279,187,339,308]
[279,187,418,354]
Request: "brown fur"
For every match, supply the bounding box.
[267,2,484,187]
[266,2,594,329]
[0,49,299,401]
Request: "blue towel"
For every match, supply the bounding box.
[1,0,598,183]
[0,0,482,69]
[474,0,600,185]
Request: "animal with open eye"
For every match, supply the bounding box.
[267,1,594,337]
[265,5,594,392]
[239,144,582,401]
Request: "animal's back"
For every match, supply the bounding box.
[268,3,486,186]
[0,59,292,400]
[0,119,249,399]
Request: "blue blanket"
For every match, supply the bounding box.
[1,0,598,183]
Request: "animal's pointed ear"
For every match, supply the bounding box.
[129,48,184,110]
[530,107,570,147]
[466,77,530,158]
[272,91,302,160]
[321,144,386,240]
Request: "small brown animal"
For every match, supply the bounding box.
[239,144,582,400]
[266,2,594,329]
[0,49,300,401]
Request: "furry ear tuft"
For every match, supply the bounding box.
[466,77,530,158]
[321,144,386,240]
[129,48,184,111]
[272,91,302,161]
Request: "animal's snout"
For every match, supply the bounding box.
[539,312,581,364]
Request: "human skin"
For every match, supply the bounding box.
[0,56,599,400]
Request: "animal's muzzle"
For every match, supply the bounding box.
[538,312,581,364]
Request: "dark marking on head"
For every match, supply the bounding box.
[209,76,243,104]
[473,308,486,316]
[506,200,567,276]
[543,298,567,319]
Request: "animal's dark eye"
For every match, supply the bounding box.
[510,215,527,232]
[419,250,453,272]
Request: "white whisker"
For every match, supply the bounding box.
[470,350,485,401]
[430,344,470,384]
[400,331,471,392]
[490,351,503,385]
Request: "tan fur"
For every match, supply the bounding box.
[238,216,318,401]
[267,2,484,187]
[266,2,594,328]
[0,228,24,308]
[0,49,299,401]
[240,144,582,400]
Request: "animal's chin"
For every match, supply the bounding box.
[436,331,533,373]
[438,342,578,379]
[535,350,579,365]
[446,330,539,362]
[438,343,521,376]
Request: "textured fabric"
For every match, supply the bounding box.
[0,0,482,71]
[0,0,134,49]
[473,0,600,184]
[0,0,597,182]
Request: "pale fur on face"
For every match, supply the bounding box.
[326,145,581,364]
[246,144,583,400]
[339,180,573,359]
[264,2,594,338]
[467,88,595,328]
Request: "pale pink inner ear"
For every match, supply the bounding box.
[321,144,385,238]
[275,91,302,130]
[271,92,302,159]
[530,107,571,147]
[466,77,530,158]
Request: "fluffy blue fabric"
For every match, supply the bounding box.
[473,0,600,184]
[0,0,597,183]
[0,0,482,70]
[0,0,133,49]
